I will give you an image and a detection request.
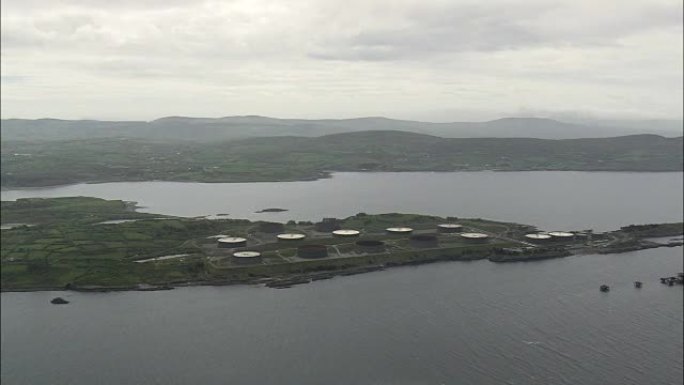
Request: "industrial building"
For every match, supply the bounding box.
[232,251,262,265]
[217,237,247,248]
[315,218,342,232]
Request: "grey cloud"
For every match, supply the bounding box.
[1,4,298,60]
[4,1,681,63]
[307,3,549,60]
[308,1,682,61]
[2,13,112,49]
[1,0,199,12]
[351,18,539,56]
[1,0,681,120]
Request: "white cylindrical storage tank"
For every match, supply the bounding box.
[217,237,247,248]
[525,233,552,242]
[277,233,306,242]
[386,227,413,235]
[232,251,262,265]
[437,224,463,233]
[460,232,489,243]
[548,231,575,241]
[332,229,361,238]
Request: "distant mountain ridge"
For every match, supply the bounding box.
[2,116,681,142]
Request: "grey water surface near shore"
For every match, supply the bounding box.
[2,171,683,231]
[2,171,683,384]
[1,247,682,385]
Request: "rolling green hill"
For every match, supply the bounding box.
[2,116,681,142]
[2,132,681,187]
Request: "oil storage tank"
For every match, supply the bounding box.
[386,227,413,236]
[460,232,490,243]
[217,237,247,248]
[548,231,575,241]
[277,233,306,242]
[232,251,262,265]
[332,229,361,238]
[524,233,552,243]
[437,224,463,233]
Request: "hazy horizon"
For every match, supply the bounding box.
[2,113,683,126]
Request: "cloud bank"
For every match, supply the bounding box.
[2,0,682,120]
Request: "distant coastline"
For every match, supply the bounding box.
[2,169,683,192]
[2,131,681,188]
[2,241,681,294]
[3,168,683,190]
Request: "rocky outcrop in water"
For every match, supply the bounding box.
[50,297,69,305]
[255,208,288,213]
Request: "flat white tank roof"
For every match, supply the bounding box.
[386,227,413,233]
[233,251,261,258]
[218,237,247,243]
[525,233,552,240]
[332,229,360,236]
[549,231,574,237]
[277,233,306,240]
[438,224,462,228]
[460,232,489,239]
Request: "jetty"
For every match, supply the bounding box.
[660,273,683,286]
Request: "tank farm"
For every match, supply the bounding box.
[149,212,681,289]
[202,215,595,273]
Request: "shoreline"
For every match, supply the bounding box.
[2,169,683,190]
[2,242,680,294]
[3,197,682,294]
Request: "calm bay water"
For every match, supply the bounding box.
[1,171,683,384]
[1,248,682,385]
[2,171,683,231]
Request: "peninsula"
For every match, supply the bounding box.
[2,197,682,292]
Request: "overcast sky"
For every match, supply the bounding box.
[1,0,682,121]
